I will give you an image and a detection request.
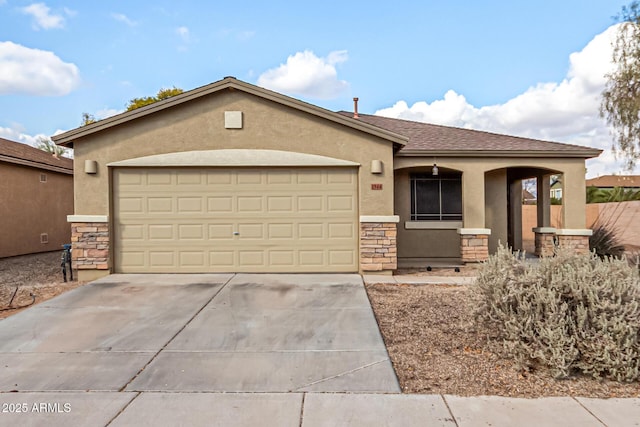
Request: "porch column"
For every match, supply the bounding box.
[558,165,591,253]
[460,170,490,262]
[458,228,491,262]
[462,169,485,228]
[359,215,399,273]
[536,173,551,227]
[68,215,111,282]
[509,179,523,251]
[533,227,556,257]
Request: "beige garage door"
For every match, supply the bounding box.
[113,167,358,273]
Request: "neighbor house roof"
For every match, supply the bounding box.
[0,137,73,174]
[52,77,408,148]
[340,112,602,158]
[586,175,640,188]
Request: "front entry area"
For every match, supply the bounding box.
[113,167,358,273]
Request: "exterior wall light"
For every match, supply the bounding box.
[432,163,439,176]
[84,160,98,174]
[371,160,383,174]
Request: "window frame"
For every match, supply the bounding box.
[409,172,463,222]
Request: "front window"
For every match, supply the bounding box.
[410,172,462,221]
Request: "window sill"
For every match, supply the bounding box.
[405,221,463,230]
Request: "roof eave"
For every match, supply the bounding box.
[0,154,74,174]
[395,149,603,159]
[52,78,408,147]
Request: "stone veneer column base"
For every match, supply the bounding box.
[458,228,491,263]
[71,222,110,279]
[360,218,398,272]
[556,229,592,255]
[533,227,557,257]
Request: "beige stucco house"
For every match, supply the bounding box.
[0,137,74,258]
[53,77,601,281]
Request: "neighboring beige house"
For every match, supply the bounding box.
[52,77,601,281]
[0,137,74,258]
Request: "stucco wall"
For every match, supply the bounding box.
[72,90,395,218]
[523,201,640,252]
[0,162,74,258]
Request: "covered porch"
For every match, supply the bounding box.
[393,157,592,267]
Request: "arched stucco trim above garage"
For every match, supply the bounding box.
[106,149,360,168]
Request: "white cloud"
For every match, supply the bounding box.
[375,25,639,178]
[21,3,66,30]
[176,26,190,42]
[0,41,80,96]
[257,50,349,99]
[111,13,137,27]
[0,125,43,147]
[95,107,122,119]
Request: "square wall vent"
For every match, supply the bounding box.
[224,111,243,129]
[40,233,49,244]
[40,173,47,183]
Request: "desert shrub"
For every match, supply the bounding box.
[473,246,640,381]
[589,223,625,259]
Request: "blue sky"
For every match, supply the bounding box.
[0,0,635,176]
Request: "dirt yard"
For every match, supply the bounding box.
[0,251,85,320]
[365,281,640,398]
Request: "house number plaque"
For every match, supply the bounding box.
[371,183,383,190]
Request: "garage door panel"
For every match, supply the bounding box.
[210,251,234,266]
[329,223,355,239]
[147,172,172,185]
[114,167,357,273]
[209,224,234,239]
[239,251,265,266]
[268,224,294,239]
[149,251,175,267]
[298,196,323,212]
[208,196,233,212]
[178,224,205,240]
[148,224,174,240]
[298,223,324,239]
[148,197,173,213]
[237,196,263,212]
[119,224,145,240]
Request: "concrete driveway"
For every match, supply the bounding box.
[0,273,399,394]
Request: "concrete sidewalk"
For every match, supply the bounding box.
[0,392,638,426]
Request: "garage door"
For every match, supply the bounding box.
[113,167,358,273]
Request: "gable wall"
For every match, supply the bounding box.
[72,90,395,217]
[0,162,74,258]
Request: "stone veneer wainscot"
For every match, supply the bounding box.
[360,216,399,272]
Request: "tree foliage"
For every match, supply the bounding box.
[36,136,68,157]
[586,185,640,203]
[601,1,640,169]
[126,87,184,111]
[81,112,96,126]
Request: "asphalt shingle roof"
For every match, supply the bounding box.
[586,175,640,188]
[0,137,73,173]
[339,112,601,157]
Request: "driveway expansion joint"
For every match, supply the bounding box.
[294,357,391,391]
[119,274,236,392]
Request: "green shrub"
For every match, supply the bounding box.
[473,246,640,381]
[589,223,625,259]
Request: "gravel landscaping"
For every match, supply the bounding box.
[0,251,84,319]
[365,281,640,398]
